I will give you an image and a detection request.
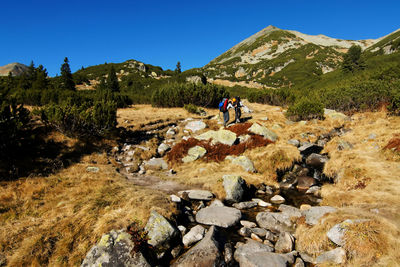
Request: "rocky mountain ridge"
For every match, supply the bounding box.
[0,62,29,76]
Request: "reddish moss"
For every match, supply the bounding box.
[384,135,400,152]
[167,133,272,164]
[227,122,252,136]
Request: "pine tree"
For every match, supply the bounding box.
[342,45,365,73]
[32,65,49,90]
[60,57,75,90]
[175,61,181,74]
[106,66,120,93]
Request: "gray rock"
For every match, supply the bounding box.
[294,257,305,267]
[256,211,294,233]
[185,120,207,133]
[324,109,349,121]
[224,243,234,265]
[288,139,300,147]
[251,233,263,242]
[274,232,294,253]
[239,227,252,237]
[250,228,269,239]
[209,199,225,207]
[305,186,321,196]
[81,229,150,267]
[299,252,315,264]
[252,198,271,207]
[270,195,285,204]
[240,220,257,228]
[296,176,317,191]
[195,129,237,146]
[144,158,168,171]
[182,146,207,163]
[170,194,181,203]
[233,201,258,210]
[178,190,213,201]
[86,166,100,173]
[145,210,179,253]
[337,139,353,150]
[178,225,187,236]
[223,175,246,203]
[172,226,224,267]
[298,143,323,156]
[171,245,183,259]
[306,153,328,170]
[315,247,346,265]
[327,219,369,246]
[157,143,171,156]
[183,225,206,247]
[239,134,251,143]
[278,204,302,218]
[234,239,274,261]
[248,123,278,142]
[228,155,256,172]
[195,206,241,228]
[166,128,176,136]
[302,206,336,226]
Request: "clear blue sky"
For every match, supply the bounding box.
[1,0,399,76]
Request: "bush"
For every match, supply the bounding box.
[38,98,117,138]
[286,97,324,121]
[151,83,227,108]
[184,103,205,115]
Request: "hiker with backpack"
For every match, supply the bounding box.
[232,96,244,123]
[219,97,234,127]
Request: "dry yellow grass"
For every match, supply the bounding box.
[0,152,174,266]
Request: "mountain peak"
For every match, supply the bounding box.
[0,62,29,76]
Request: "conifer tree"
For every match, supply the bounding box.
[106,66,120,93]
[342,45,365,73]
[32,65,49,90]
[175,61,181,74]
[60,57,75,90]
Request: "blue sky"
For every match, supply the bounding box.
[1,0,399,76]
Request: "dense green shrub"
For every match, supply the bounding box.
[184,103,205,115]
[151,83,227,108]
[286,97,324,121]
[38,98,117,138]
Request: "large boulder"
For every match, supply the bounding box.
[256,211,294,233]
[172,226,225,267]
[226,155,256,172]
[223,175,246,203]
[302,206,336,226]
[182,146,207,163]
[145,211,179,253]
[315,248,346,265]
[185,121,207,133]
[278,204,302,218]
[144,158,168,171]
[248,123,277,142]
[327,219,369,246]
[195,129,237,146]
[81,229,150,267]
[195,206,241,228]
[296,176,317,191]
[274,232,294,253]
[183,225,206,247]
[324,109,349,121]
[305,153,328,170]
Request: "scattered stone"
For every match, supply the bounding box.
[172,226,224,267]
[157,143,171,156]
[171,245,183,259]
[324,109,349,121]
[315,247,346,265]
[239,227,252,237]
[185,120,207,133]
[234,239,274,263]
[144,158,168,171]
[327,219,369,247]
[178,190,213,201]
[228,155,256,172]
[250,228,269,239]
[298,143,323,156]
[224,243,234,265]
[302,206,337,226]
[182,146,207,163]
[195,206,242,228]
[270,195,285,204]
[251,233,263,242]
[248,123,278,142]
[242,106,253,113]
[240,220,257,228]
[274,232,294,253]
[183,225,206,247]
[299,252,315,264]
[170,194,181,203]
[296,176,317,191]
[233,201,258,210]
[86,166,99,173]
[178,225,187,236]
[239,134,251,143]
[300,204,312,211]
[263,239,274,247]
[81,229,150,267]
[294,257,305,267]
[145,210,179,253]
[337,139,353,150]
[305,186,321,196]
[256,211,294,233]
[306,153,328,170]
[195,129,237,146]
[257,190,266,195]
[209,199,225,207]
[278,204,302,218]
[166,128,176,136]
[223,175,246,203]
[288,139,300,147]
[368,133,377,140]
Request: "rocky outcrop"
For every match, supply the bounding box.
[248,123,277,142]
[145,211,179,253]
[81,229,150,267]
[223,175,247,203]
[195,129,237,146]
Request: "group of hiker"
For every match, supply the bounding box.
[219,96,245,127]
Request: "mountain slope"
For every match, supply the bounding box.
[203,26,399,89]
[0,62,29,76]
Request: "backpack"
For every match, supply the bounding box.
[219,98,229,112]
